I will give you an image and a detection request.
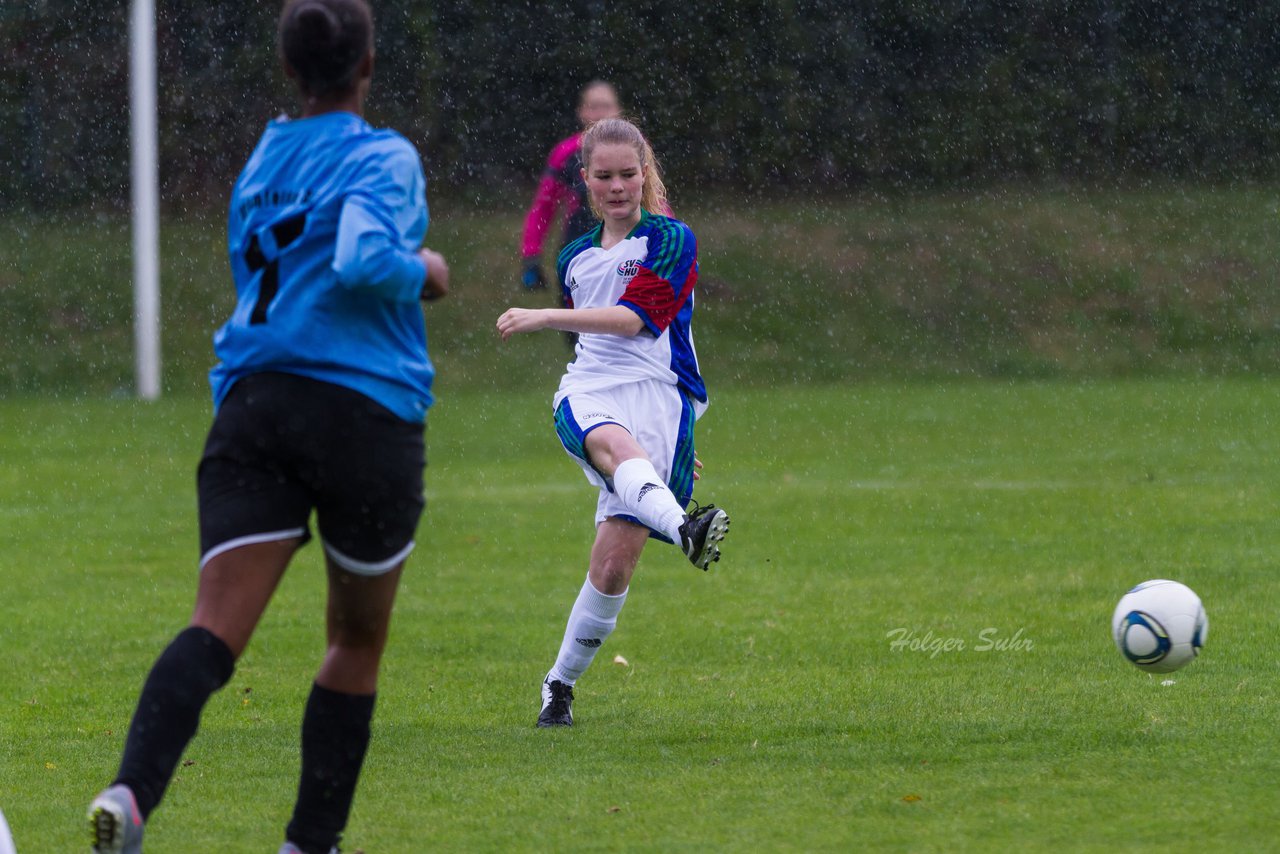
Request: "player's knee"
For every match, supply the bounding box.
[585,427,645,473]
[322,638,384,676]
[317,643,383,695]
[591,547,640,590]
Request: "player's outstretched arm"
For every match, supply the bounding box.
[496,306,644,340]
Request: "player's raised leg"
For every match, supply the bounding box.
[585,423,730,569]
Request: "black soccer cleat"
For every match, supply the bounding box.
[537,678,574,728]
[679,503,730,570]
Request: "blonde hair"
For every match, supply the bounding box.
[580,117,668,219]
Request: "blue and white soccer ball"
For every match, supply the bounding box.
[1112,579,1208,673]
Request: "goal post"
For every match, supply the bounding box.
[130,0,161,400]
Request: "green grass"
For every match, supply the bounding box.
[6,185,1280,397]
[2,379,1278,851]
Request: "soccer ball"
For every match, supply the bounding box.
[0,805,14,854]
[1112,579,1208,673]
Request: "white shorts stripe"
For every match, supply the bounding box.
[322,538,415,576]
[199,527,306,570]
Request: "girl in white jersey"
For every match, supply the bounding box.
[498,117,730,727]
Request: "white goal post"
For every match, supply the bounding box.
[130,0,161,399]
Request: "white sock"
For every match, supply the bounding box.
[547,575,628,685]
[612,457,687,544]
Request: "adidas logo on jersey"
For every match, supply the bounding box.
[637,482,662,501]
[575,637,603,648]
[616,259,639,282]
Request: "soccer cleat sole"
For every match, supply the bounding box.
[88,785,143,854]
[89,805,123,854]
[536,716,572,728]
[691,511,730,570]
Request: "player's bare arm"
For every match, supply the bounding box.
[496,305,644,340]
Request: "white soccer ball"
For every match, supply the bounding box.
[0,805,15,854]
[1112,579,1208,673]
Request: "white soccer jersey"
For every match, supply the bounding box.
[553,210,705,409]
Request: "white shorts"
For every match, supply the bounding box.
[553,379,700,529]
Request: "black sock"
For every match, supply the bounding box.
[113,626,235,819]
[285,683,377,854]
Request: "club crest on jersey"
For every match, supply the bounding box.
[616,258,640,282]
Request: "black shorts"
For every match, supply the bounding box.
[197,372,426,575]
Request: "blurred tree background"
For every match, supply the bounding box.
[3,0,1279,211]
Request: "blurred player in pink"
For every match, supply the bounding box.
[519,80,621,292]
[498,117,730,728]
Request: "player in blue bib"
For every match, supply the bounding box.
[88,3,448,853]
[212,84,438,423]
[498,118,731,728]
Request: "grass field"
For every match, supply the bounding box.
[2,379,1278,851]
